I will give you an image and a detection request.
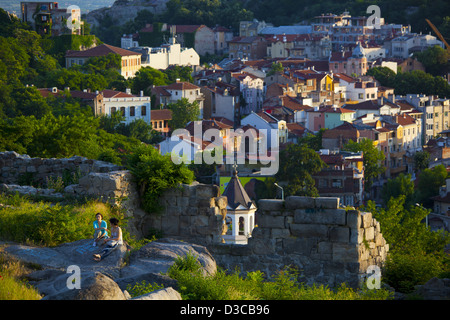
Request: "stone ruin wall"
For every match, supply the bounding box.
[0,151,389,288]
[211,197,389,288]
[0,151,124,186]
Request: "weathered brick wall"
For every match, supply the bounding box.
[210,196,389,289]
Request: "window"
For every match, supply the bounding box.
[111,107,116,114]
[332,179,343,188]
[130,106,135,117]
[141,105,146,116]
[318,179,328,188]
[120,107,125,116]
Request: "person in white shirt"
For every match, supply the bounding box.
[93,218,123,262]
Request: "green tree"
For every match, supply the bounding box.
[414,45,450,77]
[416,164,448,208]
[343,138,385,191]
[298,128,326,151]
[381,173,415,207]
[413,150,430,172]
[276,143,326,197]
[267,62,284,76]
[132,67,169,96]
[365,196,450,293]
[167,98,201,130]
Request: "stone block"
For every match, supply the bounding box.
[318,241,332,254]
[257,199,284,212]
[249,238,275,255]
[294,209,346,225]
[285,196,314,209]
[215,196,227,209]
[346,210,361,229]
[251,227,270,239]
[258,215,285,229]
[271,228,290,239]
[283,238,316,255]
[360,212,373,228]
[332,243,359,263]
[196,184,219,199]
[364,227,375,241]
[290,223,328,239]
[177,196,190,208]
[314,197,339,209]
[329,227,350,243]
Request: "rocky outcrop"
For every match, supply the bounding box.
[85,0,170,28]
[132,287,182,300]
[5,238,215,300]
[413,277,450,300]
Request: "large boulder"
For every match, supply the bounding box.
[131,287,182,300]
[119,238,217,280]
[41,271,127,300]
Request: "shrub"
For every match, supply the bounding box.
[126,280,164,298]
[126,144,194,214]
[382,252,444,294]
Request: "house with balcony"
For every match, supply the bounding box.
[313,150,365,207]
[151,79,205,119]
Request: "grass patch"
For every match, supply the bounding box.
[166,253,394,300]
[0,246,42,300]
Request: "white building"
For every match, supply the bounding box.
[126,37,200,70]
[240,111,288,149]
[103,89,151,125]
[389,33,443,59]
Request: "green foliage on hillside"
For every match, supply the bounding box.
[365,196,450,293]
[367,66,450,98]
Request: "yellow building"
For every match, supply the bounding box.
[65,44,142,79]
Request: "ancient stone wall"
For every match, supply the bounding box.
[0,152,389,289]
[0,151,124,186]
[210,197,389,289]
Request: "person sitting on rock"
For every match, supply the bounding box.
[93,218,123,262]
[93,213,108,247]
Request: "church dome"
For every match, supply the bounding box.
[352,42,366,58]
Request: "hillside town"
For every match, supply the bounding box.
[15,1,450,229]
[1,1,450,302]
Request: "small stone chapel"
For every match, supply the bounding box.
[221,170,257,244]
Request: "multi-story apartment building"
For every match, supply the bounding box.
[402,94,450,144]
[21,1,82,36]
[230,72,265,116]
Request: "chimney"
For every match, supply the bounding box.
[140,90,144,97]
[176,78,181,83]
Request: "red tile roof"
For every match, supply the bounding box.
[66,44,141,58]
[151,109,172,121]
[165,82,200,90]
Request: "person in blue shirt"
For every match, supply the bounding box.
[93,213,108,246]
